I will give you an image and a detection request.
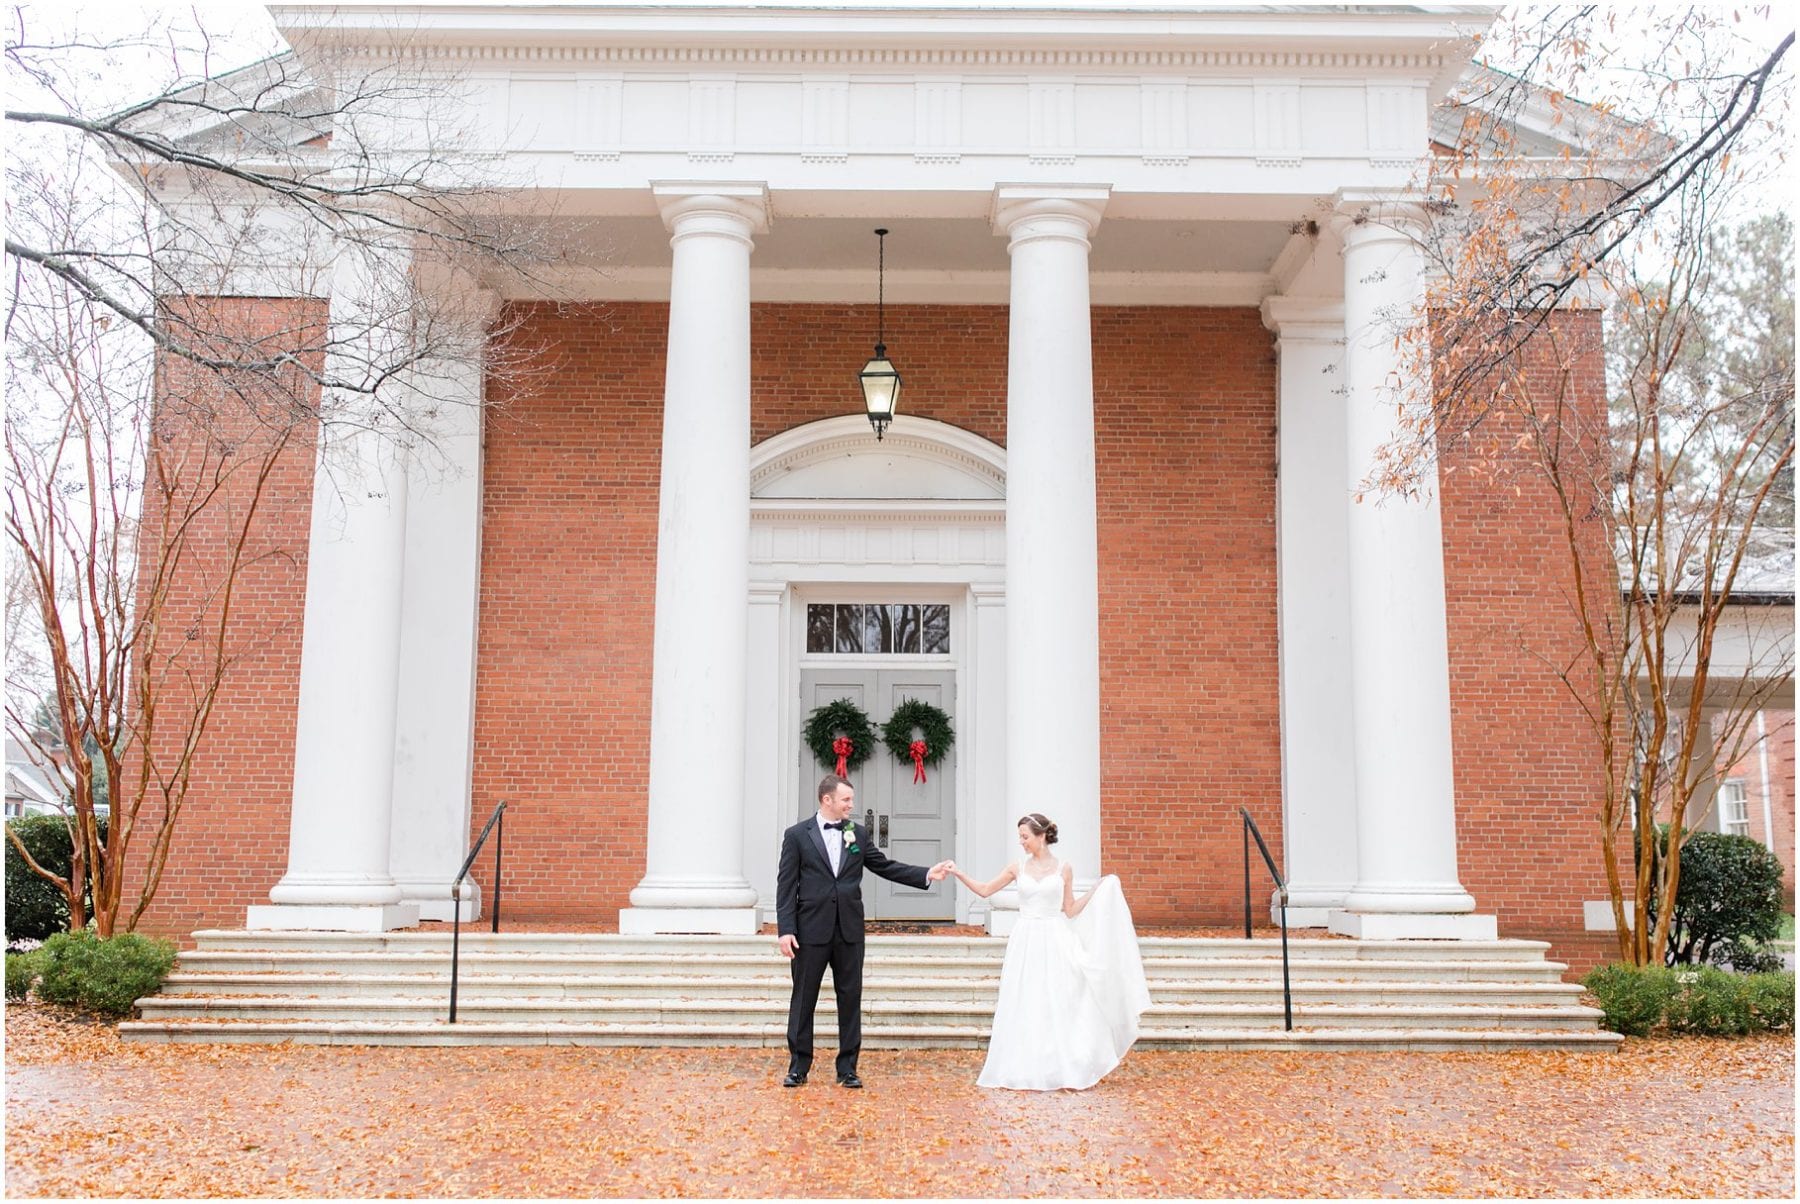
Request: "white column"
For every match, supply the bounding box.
[1327,193,1492,940]
[993,185,1108,897]
[250,244,420,932]
[621,183,768,935]
[387,294,496,923]
[743,581,786,922]
[1692,710,1723,832]
[1261,296,1359,928]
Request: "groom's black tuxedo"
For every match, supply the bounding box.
[777,814,932,1080]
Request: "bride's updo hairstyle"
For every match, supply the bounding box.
[1017,813,1059,845]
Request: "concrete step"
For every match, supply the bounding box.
[135,992,1604,1031]
[169,949,1568,984]
[192,931,1004,958]
[190,929,1555,963]
[128,932,1606,1052]
[157,971,1588,1008]
[115,1017,1622,1052]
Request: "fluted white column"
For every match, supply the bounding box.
[251,243,420,932]
[1327,193,1492,940]
[1262,296,1359,927]
[621,183,768,936]
[993,186,1108,904]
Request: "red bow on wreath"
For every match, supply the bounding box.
[908,739,929,783]
[832,736,854,778]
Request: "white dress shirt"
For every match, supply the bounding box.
[816,813,847,875]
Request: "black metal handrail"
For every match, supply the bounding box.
[449,800,507,1023]
[1240,806,1293,1031]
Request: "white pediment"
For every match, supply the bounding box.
[750,415,1005,501]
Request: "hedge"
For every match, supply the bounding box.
[1584,962,1794,1037]
[34,930,176,1017]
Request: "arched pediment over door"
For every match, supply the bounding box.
[750,415,1006,502]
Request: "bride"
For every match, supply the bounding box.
[949,813,1152,1091]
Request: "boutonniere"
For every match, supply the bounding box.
[843,823,860,854]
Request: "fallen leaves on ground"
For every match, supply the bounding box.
[3,999,1791,1198]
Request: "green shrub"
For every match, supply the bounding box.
[5,951,40,1000]
[1747,971,1795,1032]
[5,814,107,942]
[34,930,175,1017]
[1582,963,1676,1036]
[1666,965,1754,1035]
[1653,829,1785,968]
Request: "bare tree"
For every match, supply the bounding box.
[1373,8,1794,965]
[4,7,560,935]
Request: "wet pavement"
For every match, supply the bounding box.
[4,1001,1792,1198]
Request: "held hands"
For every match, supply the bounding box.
[927,860,955,883]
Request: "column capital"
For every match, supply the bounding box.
[1327,188,1430,246]
[990,184,1110,247]
[651,181,771,242]
[1260,295,1344,341]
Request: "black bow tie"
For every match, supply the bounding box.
[823,820,848,830]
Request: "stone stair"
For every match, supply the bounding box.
[117,931,1621,1051]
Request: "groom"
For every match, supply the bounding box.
[776,773,950,1088]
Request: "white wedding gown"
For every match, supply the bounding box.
[977,860,1153,1091]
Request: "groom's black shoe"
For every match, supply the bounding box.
[782,1070,807,1088]
[837,1073,863,1089]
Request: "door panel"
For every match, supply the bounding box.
[798,668,875,823]
[797,665,955,921]
[870,671,955,920]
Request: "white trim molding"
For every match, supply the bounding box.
[743,414,1009,926]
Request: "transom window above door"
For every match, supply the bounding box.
[806,603,950,655]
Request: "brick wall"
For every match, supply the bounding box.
[131,298,324,937]
[1093,307,1282,922]
[1435,309,1618,973]
[473,302,1281,923]
[136,297,1624,956]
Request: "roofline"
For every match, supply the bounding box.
[1624,590,1796,607]
[269,4,1500,59]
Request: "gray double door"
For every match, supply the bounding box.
[798,667,956,920]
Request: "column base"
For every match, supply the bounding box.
[1280,906,1338,930]
[396,879,479,923]
[618,907,759,936]
[985,908,1018,937]
[245,903,420,932]
[1327,909,1498,940]
[1276,884,1355,929]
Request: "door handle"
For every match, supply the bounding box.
[879,814,889,847]
[865,809,876,842]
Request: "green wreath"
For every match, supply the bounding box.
[881,698,955,781]
[802,698,879,775]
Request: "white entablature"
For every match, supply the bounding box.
[272,4,1492,208]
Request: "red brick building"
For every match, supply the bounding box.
[128,5,1792,976]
